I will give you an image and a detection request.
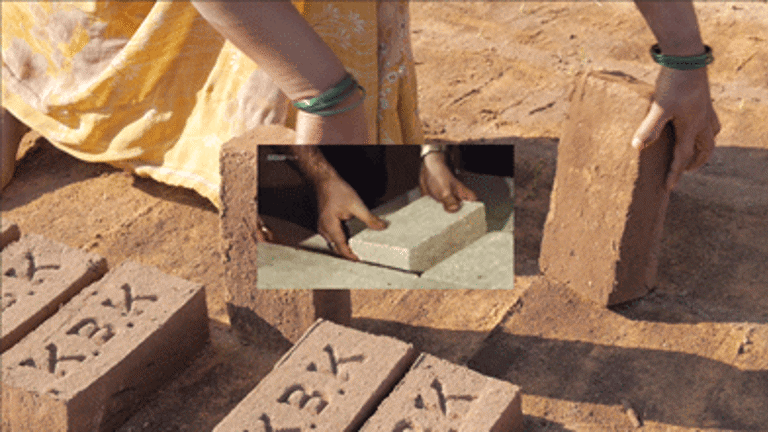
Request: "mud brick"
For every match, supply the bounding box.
[539,70,674,306]
[228,288,349,346]
[1,234,107,353]
[218,126,306,338]
[349,196,487,272]
[1,219,21,249]
[1,260,208,432]
[213,319,417,432]
[220,125,294,304]
[421,232,514,289]
[360,353,523,432]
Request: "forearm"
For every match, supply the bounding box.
[634,1,705,56]
[191,1,346,101]
[288,146,341,185]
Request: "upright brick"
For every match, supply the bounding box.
[539,70,673,306]
[220,125,294,307]
[213,320,417,432]
[421,232,514,289]
[2,260,208,432]
[349,197,487,272]
[1,219,21,249]
[229,287,350,345]
[360,353,523,432]
[1,235,107,353]
[218,126,335,342]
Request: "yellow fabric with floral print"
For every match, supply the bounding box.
[1,1,423,208]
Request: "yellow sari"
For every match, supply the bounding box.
[1,1,423,207]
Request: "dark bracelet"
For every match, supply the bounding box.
[650,44,713,70]
[292,72,366,117]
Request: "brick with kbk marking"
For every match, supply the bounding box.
[349,196,487,273]
[360,353,523,432]
[213,319,416,432]
[1,260,208,432]
[1,234,107,353]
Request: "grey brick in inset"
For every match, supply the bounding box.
[360,353,523,432]
[258,242,422,289]
[1,260,208,432]
[421,232,514,289]
[540,70,673,306]
[1,234,107,353]
[349,197,487,272]
[1,219,21,249]
[213,319,416,432]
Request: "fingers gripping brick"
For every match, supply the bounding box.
[539,70,674,306]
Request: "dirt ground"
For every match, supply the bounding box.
[2,2,767,430]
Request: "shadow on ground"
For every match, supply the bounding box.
[470,331,768,430]
[116,320,288,432]
[1,136,120,212]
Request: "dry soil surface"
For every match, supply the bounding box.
[2,2,767,431]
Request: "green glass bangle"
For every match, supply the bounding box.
[310,86,365,117]
[293,73,366,117]
[650,44,713,70]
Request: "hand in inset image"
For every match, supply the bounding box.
[259,145,480,262]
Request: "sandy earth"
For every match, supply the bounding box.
[2,2,767,430]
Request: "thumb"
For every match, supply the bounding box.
[440,193,461,213]
[453,181,479,202]
[632,102,672,150]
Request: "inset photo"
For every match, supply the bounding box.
[256,144,514,290]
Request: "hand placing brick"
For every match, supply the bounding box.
[1,234,107,353]
[540,70,674,306]
[1,260,208,432]
[349,196,487,272]
[360,353,523,432]
[213,319,417,432]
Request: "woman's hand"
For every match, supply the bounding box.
[632,67,720,191]
[315,176,387,261]
[632,1,720,191]
[419,151,478,212]
[295,87,370,145]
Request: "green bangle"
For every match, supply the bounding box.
[650,44,713,70]
[293,73,366,117]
